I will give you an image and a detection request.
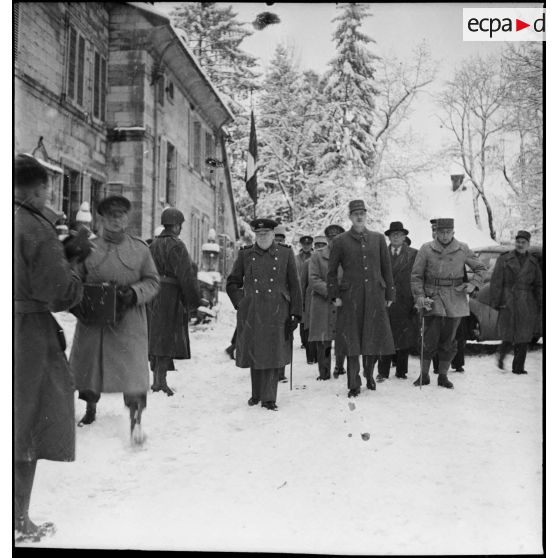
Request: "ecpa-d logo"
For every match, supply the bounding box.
[463,8,545,41]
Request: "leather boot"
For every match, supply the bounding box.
[78,402,96,426]
[159,370,175,396]
[413,359,431,387]
[438,373,454,389]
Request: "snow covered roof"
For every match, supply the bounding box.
[125,2,234,128]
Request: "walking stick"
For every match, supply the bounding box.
[419,308,425,390]
[290,331,294,391]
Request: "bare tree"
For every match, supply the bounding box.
[437,55,510,240]
[499,43,543,240]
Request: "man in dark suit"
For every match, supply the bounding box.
[377,222,418,381]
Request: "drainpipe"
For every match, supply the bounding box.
[151,65,160,238]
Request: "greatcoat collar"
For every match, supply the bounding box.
[430,238,461,254]
[253,241,279,257]
[348,226,370,242]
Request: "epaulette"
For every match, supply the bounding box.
[278,242,291,249]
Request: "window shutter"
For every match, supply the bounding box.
[93,51,100,119]
[67,27,77,99]
[13,3,19,62]
[100,57,107,120]
[77,35,85,106]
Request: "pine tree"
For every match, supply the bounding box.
[321,3,380,177]
[171,2,258,96]
[255,44,328,228]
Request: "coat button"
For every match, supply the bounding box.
[275,257,278,261]
[256,289,259,293]
[364,267,368,270]
[252,258,255,261]
[254,278,258,282]
[273,267,276,270]
[365,279,368,282]
[268,289,272,292]
[270,278,274,282]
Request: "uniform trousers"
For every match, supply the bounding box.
[335,347,346,371]
[378,349,410,378]
[79,389,147,410]
[315,341,332,379]
[301,326,317,363]
[250,368,281,403]
[499,341,528,373]
[423,316,461,373]
[347,355,379,390]
[433,320,466,370]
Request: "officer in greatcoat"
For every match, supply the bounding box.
[299,251,318,366]
[327,200,395,398]
[490,230,542,374]
[411,218,486,389]
[70,196,160,440]
[377,222,418,381]
[308,228,344,380]
[14,154,86,540]
[148,208,201,395]
[226,218,303,410]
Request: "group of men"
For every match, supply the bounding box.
[14,153,202,540]
[226,198,542,407]
[13,151,542,540]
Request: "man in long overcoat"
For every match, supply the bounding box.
[70,196,160,440]
[14,154,85,539]
[411,218,486,389]
[309,229,344,380]
[327,200,395,398]
[295,234,314,351]
[377,222,418,381]
[490,230,542,374]
[148,207,201,395]
[227,218,303,410]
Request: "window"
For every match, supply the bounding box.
[157,75,165,106]
[205,131,215,182]
[62,168,82,225]
[191,211,201,264]
[166,80,174,101]
[66,25,86,107]
[166,142,177,205]
[93,50,107,120]
[192,121,201,173]
[90,179,106,231]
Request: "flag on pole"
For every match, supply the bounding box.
[245,111,258,204]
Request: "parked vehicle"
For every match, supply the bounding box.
[462,244,543,341]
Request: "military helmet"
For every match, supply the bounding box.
[161,207,185,226]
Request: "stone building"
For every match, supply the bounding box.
[14,2,239,270]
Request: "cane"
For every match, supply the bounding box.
[290,331,294,391]
[419,308,425,390]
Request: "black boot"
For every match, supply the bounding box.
[78,402,96,426]
[262,401,278,411]
[225,344,235,359]
[366,377,376,390]
[248,397,260,406]
[348,388,360,398]
[159,370,175,396]
[151,370,161,392]
[437,373,454,389]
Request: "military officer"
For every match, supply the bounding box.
[148,208,201,395]
[299,248,319,367]
[274,224,289,246]
[411,218,486,389]
[308,229,344,380]
[295,234,314,350]
[490,230,542,374]
[327,200,395,398]
[226,218,303,410]
[377,222,418,381]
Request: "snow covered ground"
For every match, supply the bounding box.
[20,296,543,554]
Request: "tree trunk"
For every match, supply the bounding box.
[478,190,497,240]
[472,191,482,228]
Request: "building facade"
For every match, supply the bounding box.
[14,2,238,270]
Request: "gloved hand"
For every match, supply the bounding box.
[63,228,93,262]
[284,315,300,340]
[464,283,478,295]
[415,296,433,311]
[117,286,137,309]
